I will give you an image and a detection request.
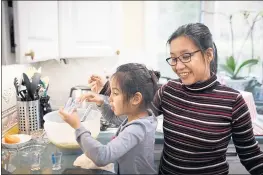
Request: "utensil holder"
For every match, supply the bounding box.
[17,100,40,134]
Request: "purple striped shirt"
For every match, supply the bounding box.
[152,74,263,175]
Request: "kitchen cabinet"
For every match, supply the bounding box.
[1,1,16,65]
[2,1,122,65]
[58,1,123,58]
[13,1,59,63]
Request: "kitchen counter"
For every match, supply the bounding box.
[4,130,164,174]
[4,126,263,174]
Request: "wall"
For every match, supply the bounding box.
[1,64,29,133]
[34,1,146,109]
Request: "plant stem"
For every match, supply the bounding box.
[229,15,234,58]
[237,12,262,61]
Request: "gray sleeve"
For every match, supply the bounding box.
[75,124,146,167]
[151,85,165,116]
[97,95,126,126]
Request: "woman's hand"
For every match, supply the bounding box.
[59,108,80,129]
[79,91,104,106]
[88,75,107,93]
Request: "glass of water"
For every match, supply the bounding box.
[52,151,62,170]
[19,144,46,171]
[30,151,41,171]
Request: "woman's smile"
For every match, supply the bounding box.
[178,71,191,79]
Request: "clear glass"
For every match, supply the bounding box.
[2,150,16,173]
[52,152,62,170]
[19,144,46,171]
[64,98,81,114]
[30,151,41,171]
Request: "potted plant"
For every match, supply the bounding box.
[216,10,262,90]
[221,56,259,90]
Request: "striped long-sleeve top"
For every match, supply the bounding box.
[152,74,263,175]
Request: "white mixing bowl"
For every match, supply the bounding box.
[43,109,101,149]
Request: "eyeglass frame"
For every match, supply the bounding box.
[166,50,201,66]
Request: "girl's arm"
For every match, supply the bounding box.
[75,123,146,167]
[97,95,126,126]
[151,84,166,116]
[231,94,263,175]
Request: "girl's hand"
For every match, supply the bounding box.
[88,75,106,93]
[59,108,80,129]
[79,91,104,106]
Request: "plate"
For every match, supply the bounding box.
[2,134,32,149]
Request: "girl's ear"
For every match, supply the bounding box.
[131,92,143,106]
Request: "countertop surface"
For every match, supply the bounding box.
[3,126,263,174]
[3,130,164,174]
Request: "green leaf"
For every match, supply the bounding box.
[220,64,235,77]
[234,59,259,78]
[260,11,263,17]
[226,56,236,73]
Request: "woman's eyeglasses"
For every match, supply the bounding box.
[166,50,201,66]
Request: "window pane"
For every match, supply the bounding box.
[212,1,263,81]
[156,1,201,78]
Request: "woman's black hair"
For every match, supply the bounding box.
[167,23,218,74]
[106,63,159,110]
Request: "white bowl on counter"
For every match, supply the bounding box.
[43,109,101,149]
[2,134,32,149]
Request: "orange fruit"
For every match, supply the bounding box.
[4,135,20,144]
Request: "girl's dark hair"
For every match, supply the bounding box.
[167,23,218,74]
[108,63,159,110]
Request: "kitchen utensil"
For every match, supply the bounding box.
[2,134,32,149]
[14,77,26,101]
[43,109,101,149]
[40,76,50,97]
[35,85,41,99]
[17,99,41,134]
[80,105,92,122]
[25,67,41,80]
[23,73,33,101]
[39,95,52,128]
[13,78,20,97]
[40,76,49,88]
[31,73,41,100]
[25,67,37,80]
[44,84,49,97]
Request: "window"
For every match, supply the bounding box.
[202,1,263,82]
[144,1,262,82]
[144,1,201,78]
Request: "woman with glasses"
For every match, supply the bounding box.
[153,23,263,175]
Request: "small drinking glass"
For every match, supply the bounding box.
[52,152,62,170]
[19,144,45,171]
[2,150,17,173]
[30,151,41,171]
